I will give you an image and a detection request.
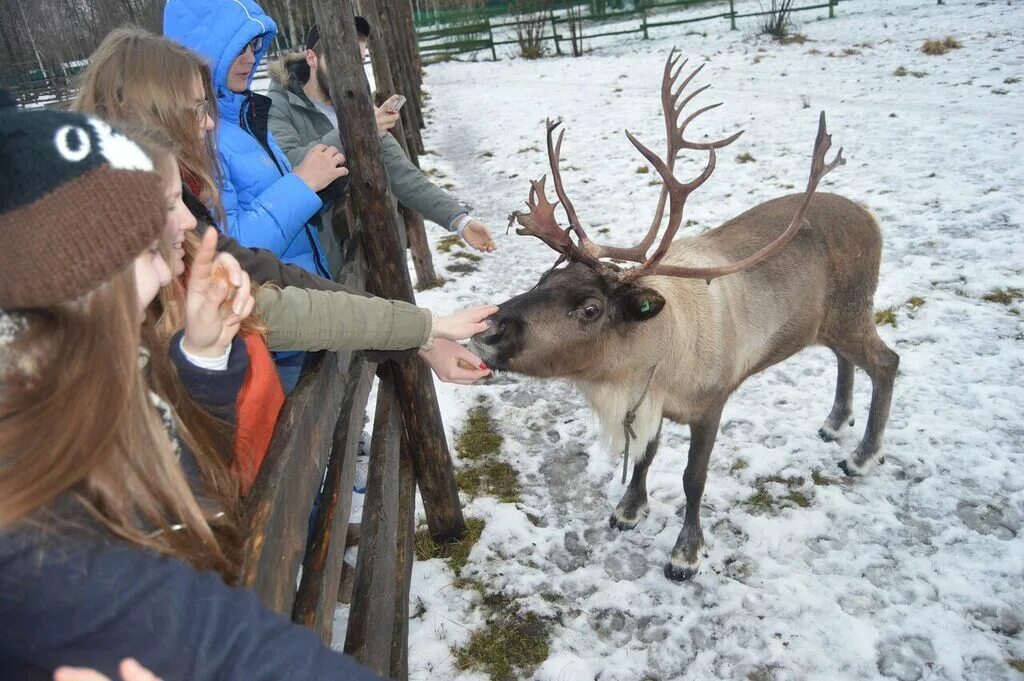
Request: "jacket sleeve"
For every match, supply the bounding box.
[268,91,344,169]
[0,529,383,681]
[218,152,323,256]
[257,286,432,353]
[380,134,468,229]
[168,332,248,425]
[216,230,366,295]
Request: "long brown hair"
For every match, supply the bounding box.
[72,27,225,225]
[0,266,239,578]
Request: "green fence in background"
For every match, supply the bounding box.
[415,0,841,62]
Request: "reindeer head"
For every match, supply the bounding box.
[471,50,844,379]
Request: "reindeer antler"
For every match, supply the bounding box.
[626,110,845,283]
[513,51,844,285]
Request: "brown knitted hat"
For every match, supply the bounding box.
[0,104,166,310]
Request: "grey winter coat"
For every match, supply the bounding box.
[266,57,467,233]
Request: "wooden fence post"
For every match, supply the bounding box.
[730,0,737,30]
[549,8,562,55]
[640,0,649,39]
[344,377,402,675]
[359,0,445,290]
[313,0,467,542]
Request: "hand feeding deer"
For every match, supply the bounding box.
[469,50,899,582]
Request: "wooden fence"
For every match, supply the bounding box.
[416,0,842,61]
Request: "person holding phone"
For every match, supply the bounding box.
[267,19,497,273]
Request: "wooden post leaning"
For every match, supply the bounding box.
[358,0,445,291]
[313,0,467,542]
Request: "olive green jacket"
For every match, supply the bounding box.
[257,286,431,353]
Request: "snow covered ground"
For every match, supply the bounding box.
[337,1,1024,679]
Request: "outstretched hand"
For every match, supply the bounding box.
[462,220,496,252]
[374,106,401,137]
[54,658,161,681]
[431,304,498,342]
[183,227,255,358]
[419,339,490,385]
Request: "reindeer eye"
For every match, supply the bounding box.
[581,303,602,320]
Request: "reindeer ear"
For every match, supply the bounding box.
[614,286,665,323]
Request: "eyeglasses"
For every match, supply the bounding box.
[238,34,265,56]
[192,97,213,122]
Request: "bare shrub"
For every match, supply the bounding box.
[759,0,797,40]
[921,36,962,55]
[510,0,550,60]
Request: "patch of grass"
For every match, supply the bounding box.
[457,459,522,503]
[454,604,551,681]
[752,55,764,65]
[1009,659,1024,673]
[453,405,521,503]
[517,145,541,154]
[906,296,926,309]
[812,468,840,486]
[456,405,504,460]
[746,474,811,514]
[1005,77,1020,85]
[452,251,482,262]
[412,596,427,619]
[992,88,1009,95]
[921,36,962,55]
[756,474,805,487]
[423,167,447,179]
[737,152,756,163]
[478,150,494,158]
[744,488,776,514]
[414,517,486,575]
[635,165,650,174]
[437,235,465,253]
[892,66,926,78]
[983,288,1023,305]
[447,262,478,274]
[780,33,807,45]
[875,306,898,327]
[784,491,811,508]
[730,458,749,473]
[648,178,661,186]
[748,667,778,681]
[841,47,861,56]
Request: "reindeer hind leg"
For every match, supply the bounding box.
[819,351,855,441]
[833,328,899,476]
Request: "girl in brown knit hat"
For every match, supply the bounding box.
[0,105,388,679]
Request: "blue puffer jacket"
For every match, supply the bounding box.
[163,0,331,279]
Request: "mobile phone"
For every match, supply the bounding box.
[384,94,406,114]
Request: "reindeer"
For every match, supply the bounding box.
[469,50,899,582]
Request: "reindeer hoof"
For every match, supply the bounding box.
[837,459,858,476]
[664,560,699,582]
[609,503,647,531]
[818,427,838,443]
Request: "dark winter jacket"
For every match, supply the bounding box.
[163,0,332,280]
[0,333,382,680]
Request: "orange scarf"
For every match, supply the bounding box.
[233,331,286,494]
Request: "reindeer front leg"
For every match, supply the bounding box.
[665,403,725,582]
[610,423,663,530]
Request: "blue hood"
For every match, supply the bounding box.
[164,0,276,111]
